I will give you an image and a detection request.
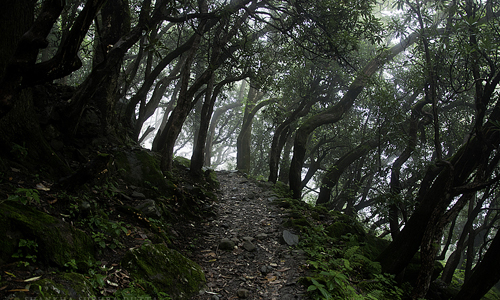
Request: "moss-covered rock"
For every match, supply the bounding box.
[113,149,175,195]
[6,272,96,300]
[0,202,95,269]
[174,156,191,168]
[121,243,205,299]
[283,217,312,229]
[203,168,220,189]
[37,272,96,299]
[326,213,366,240]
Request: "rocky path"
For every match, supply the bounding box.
[188,171,308,300]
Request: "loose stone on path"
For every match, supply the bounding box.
[190,170,307,300]
[281,230,300,246]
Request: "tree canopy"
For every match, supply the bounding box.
[1,0,500,298]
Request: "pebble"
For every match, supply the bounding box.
[237,288,249,298]
[260,265,274,274]
[131,191,146,199]
[219,238,235,251]
[255,233,268,239]
[242,240,256,252]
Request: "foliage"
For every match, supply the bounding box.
[8,188,40,205]
[79,212,128,250]
[276,197,407,299]
[11,239,38,267]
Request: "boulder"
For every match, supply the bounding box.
[0,202,95,269]
[10,272,96,299]
[135,199,162,218]
[113,149,175,195]
[122,243,205,299]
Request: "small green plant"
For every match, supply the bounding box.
[92,232,108,248]
[11,143,28,160]
[37,284,45,298]
[144,180,159,192]
[157,291,173,299]
[8,188,40,205]
[64,259,79,271]
[308,278,333,299]
[85,213,128,250]
[12,239,38,267]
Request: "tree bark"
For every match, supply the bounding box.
[316,139,378,205]
[91,0,130,135]
[158,0,255,172]
[204,101,243,166]
[191,74,248,173]
[236,90,271,173]
[0,0,69,175]
[288,32,421,199]
[389,94,427,239]
[452,230,500,300]
[377,73,500,277]
[268,92,318,183]
[0,0,63,116]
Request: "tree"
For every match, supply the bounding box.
[452,229,500,300]
[236,83,267,173]
[289,31,421,199]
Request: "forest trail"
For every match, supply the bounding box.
[187,171,308,300]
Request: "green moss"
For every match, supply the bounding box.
[21,273,97,299]
[122,243,205,299]
[272,181,293,198]
[204,169,220,190]
[0,202,95,269]
[174,156,191,168]
[113,149,176,195]
[284,217,312,230]
[114,285,155,299]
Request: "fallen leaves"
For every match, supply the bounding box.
[23,276,41,282]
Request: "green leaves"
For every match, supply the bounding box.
[308,278,333,299]
[12,239,39,267]
[8,188,40,205]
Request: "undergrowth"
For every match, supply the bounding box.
[299,224,408,299]
[272,183,408,299]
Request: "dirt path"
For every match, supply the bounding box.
[187,170,308,300]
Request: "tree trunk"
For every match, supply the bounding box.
[204,101,243,166]
[236,86,268,173]
[191,74,247,173]
[91,0,130,135]
[316,139,378,205]
[377,90,500,277]
[0,0,63,116]
[0,0,35,82]
[452,230,500,300]
[288,33,421,198]
[158,0,255,171]
[190,75,215,174]
[125,38,193,136]
[0,0,69,176]
[268,93,317,183]
[278,135,294,184]
[389,94,428,239]
[442,194,483,283]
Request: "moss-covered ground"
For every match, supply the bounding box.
[0,149,218,299]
